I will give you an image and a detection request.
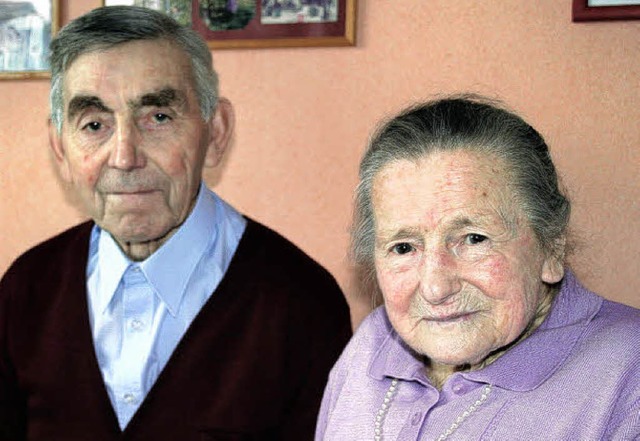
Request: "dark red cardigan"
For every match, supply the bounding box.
[0,219,352,440]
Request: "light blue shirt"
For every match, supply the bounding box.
[86,183,246,430]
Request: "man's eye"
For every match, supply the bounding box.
[82,121,102,132]
[391,243,414,255]
[464,234,487,245]
[153,113,171,123]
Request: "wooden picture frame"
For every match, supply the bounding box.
[104,0,357,49]
[573,0,640,21]
[0,0,59,79]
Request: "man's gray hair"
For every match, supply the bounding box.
[353,94,571,296]
[49,5,219,132]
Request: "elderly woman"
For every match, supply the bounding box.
[316,96,640,440]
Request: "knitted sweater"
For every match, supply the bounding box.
[0,219,351,441]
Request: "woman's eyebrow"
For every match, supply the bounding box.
[376,227,422,245]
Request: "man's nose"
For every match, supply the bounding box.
[108,120,145,170]
[418,247,462,304]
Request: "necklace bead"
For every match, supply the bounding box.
[373,378,398,440]
[374,380,492,441]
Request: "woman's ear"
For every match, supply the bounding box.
[542,237,566,284]
[204,97,235,168]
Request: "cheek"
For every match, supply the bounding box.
[377,265,417,311]
[150,148,196,181]
[71,153,103,188]
[485,258,510,290]
[475,255,541,335]
[470,256,512,298]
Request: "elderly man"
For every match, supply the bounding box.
[0,6,350,440]
[316,95,640,440]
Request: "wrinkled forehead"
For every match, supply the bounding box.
[371,150,523,228]
[373,149,512,193]
[62,39,194,99]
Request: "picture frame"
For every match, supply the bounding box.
[103,0,357,49]
[572,0,640,21]
[0,0,59,79]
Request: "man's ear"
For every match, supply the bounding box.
[48,119,72,183]
[204,97,235,168]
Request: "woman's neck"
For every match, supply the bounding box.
[425,286,557,390]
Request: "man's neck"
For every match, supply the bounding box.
[115,225,181,261]
[112,188,201,261]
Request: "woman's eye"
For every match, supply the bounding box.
[464,234,487,245]
[82,121,102,132]
[391,243,414,255]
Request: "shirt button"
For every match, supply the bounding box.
[411,411,422,426]
[130,319,145,331]
[123,393,137,404]
[453,383,466,394]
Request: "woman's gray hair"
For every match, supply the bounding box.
[49,5,219,132]
[353,94,571,296]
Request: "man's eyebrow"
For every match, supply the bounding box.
[67,95,112,120]
[132,88,185,109]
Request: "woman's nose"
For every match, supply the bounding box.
[418,248,462,304]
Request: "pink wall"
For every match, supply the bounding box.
[1,1,639,327]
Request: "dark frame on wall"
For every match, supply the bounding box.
[0,0,59,79]
[103,0,357,49]
[573,0,640,21]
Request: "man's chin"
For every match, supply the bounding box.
[102,223,172,246]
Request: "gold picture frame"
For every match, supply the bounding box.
[103,0,357,50]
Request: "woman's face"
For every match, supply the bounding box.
[372,150,564,367]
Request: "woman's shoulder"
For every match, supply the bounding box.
[329,306,393,375]
[353,306,395,350]
[587,298,640,352]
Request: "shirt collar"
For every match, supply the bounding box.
[368,270,603,391]
[95,182,217,316]
[368,310,432,387]
[94,229,130,314]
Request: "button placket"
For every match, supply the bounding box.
[115,266,155,417]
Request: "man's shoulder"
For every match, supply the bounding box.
[2,221,93,281]
[223,216,348,310]
[220,217,352,351]
[237,217,337,280]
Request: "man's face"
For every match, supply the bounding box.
[372,150,563,367]
[50,40,223,254]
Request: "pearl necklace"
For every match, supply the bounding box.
[374,378,399,440]
[374,379,493,441]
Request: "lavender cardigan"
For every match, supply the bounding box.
[316,272,640,440]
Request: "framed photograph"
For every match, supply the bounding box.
[0,0,59,79]
[573,0,640,21]
[104,0,357,49]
